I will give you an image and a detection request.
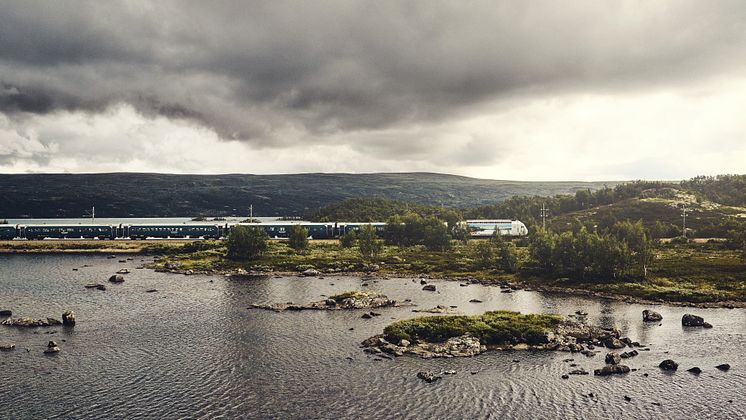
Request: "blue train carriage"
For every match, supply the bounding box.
[464,220,528,238]
[21,225,115,240]
[338,222,387,237]
[234,223,334,239]
[0,225,18,240]
[124,225,221,239]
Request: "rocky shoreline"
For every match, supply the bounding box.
[150,262,745,309]
[247,290,406,312]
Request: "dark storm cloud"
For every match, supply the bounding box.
[1,0,746,152]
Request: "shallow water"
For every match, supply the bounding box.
[0,254,744,419]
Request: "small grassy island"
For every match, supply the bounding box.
[383,311,562,346]
[362,310,626,359]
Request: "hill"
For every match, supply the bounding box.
[0,172,614,218]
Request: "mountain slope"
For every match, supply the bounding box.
[0,172,615,218]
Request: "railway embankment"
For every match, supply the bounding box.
[0,240,194,254]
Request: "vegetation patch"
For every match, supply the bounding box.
[383,310,562,345]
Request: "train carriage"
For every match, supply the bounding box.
[22,225,115,240]
[124,225,221,239]
[0,225,17,240]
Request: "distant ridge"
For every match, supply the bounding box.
[0,172,617,218]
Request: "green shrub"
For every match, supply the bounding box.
[339,230,357,248]
[382,311,561,345]
[225,225,269,260]
[288,224,309,253]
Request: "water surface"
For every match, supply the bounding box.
[0,254,744,419]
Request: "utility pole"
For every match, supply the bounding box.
[681,205,688,238]
[540,203,548,230]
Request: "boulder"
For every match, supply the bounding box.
[365,264,380,272]
[108,275,125,283]
[681,314,705,327]
[361,313,372,319]
[61,311,75,327]
[605,352,621,365]
[643,309,663,322]
[116,268,130,274]
[603,337,626,349]
[420,279,428,285]
[659,359,679,371]
[568,368,589,375]
[302,268,320,277]
[416,371,442,383]
[422,284,436,292]
[593,364,630,376]
[687,367,702,374]
[620,350,638,359]
[716,364,731,371]
[44,340,60,354]
[399,339,411,347]
[0,342,15,351]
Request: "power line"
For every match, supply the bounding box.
[540,203,548,230]
[681,204,688,238]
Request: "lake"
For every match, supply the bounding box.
[0,254,744,419]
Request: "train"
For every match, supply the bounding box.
[0,219,527,240]
[0,222,388,240]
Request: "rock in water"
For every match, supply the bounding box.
[62,311,75,327]
[593,364,630,376]
[108,275,125,283]
[659,359,679,371]
[642,309,663,322]
[416,371,442,383]
[605,352,621,365]
[620,350,638,359]
[0,310,11,317]
[0,342,15,351]
[44,340,60,354]
[716,364,731,371]
[687,367,702,374]
[681,314,705,327]
[603,337,626,349]
[301,268,320,277]
[422,284,436,292]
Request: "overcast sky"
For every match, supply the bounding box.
[1,1,745,180]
